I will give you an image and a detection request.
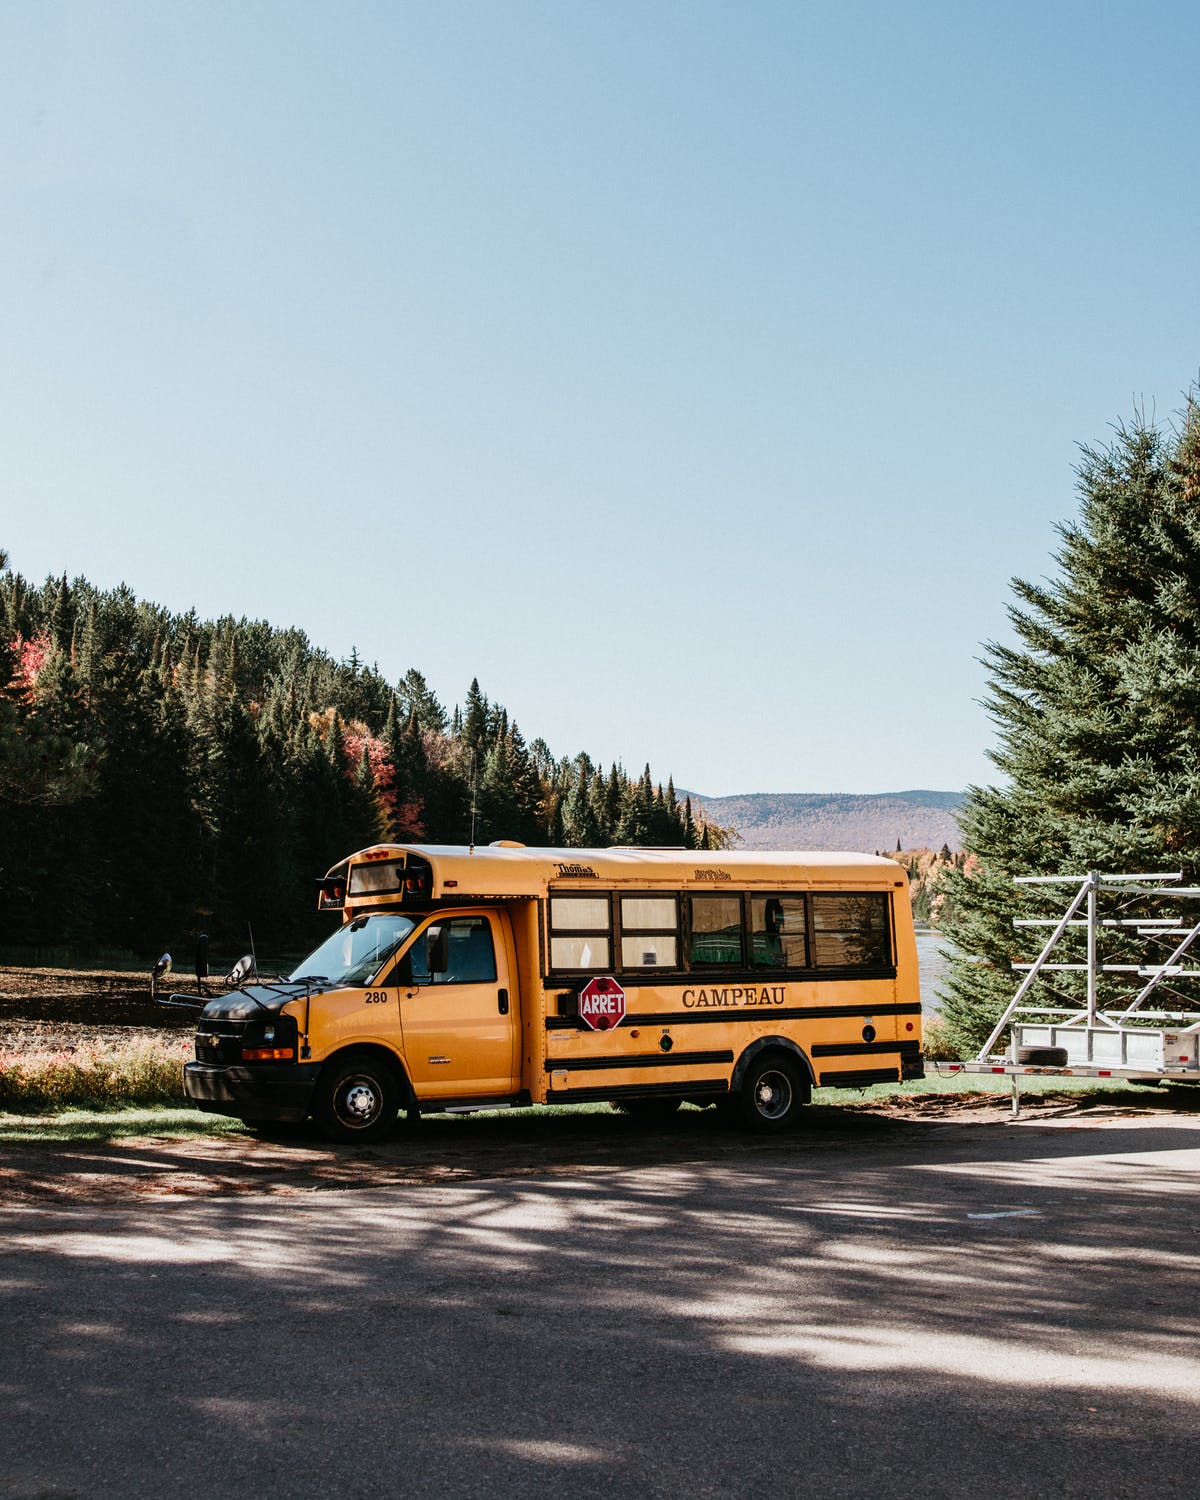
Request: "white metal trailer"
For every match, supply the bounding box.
[927,870,1200,1111]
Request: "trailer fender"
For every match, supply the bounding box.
[730,1037,815,1094]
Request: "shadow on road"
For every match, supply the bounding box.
[3,1105,1200,1497]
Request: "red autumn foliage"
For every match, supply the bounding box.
[340,717,425,840]
[10,631,53,703]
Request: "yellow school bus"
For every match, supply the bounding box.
[181,843,923,1140]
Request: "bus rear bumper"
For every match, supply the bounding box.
[184,1061,321,1123]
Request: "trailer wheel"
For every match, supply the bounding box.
[739,1053,806,1133]
[313,1054,399,1143]
[1016,1046,1069,1066]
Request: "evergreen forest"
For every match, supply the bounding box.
[0,556,726,959]
[939,398,1200,1051]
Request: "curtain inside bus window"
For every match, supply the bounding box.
[549,895,612,971]
[620,896,678,968]
[551,936,610,968]
[550,896,609,931]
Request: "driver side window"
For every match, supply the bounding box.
[407,916,497,986]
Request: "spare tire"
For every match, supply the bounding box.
[1017,1045,1069,1066]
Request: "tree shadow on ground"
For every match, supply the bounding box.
[3,1109,1200,1498]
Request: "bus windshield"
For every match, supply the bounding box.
[290,913,417,987]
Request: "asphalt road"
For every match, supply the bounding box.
[3,1108,1200,1499]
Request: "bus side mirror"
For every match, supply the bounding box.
[150,953,171,1000]
[226,954,253,987]
[426,925,449,977]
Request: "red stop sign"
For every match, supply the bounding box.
[578,976,626,1031]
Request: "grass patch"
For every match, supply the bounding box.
[0,1106,250,1144]
[813,1070,1200,1109]
[0,1035,190,1113]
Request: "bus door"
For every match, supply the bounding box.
[397,911,519,1098]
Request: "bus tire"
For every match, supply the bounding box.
[313,1052,400,1143]
[739,1052,806,1133]
[1016,1046,1069,1066]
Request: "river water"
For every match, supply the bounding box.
[915,927,953,1014]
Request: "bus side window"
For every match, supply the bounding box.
[620,895,679,969]
[688,895,743,967]
[434,917,497,985]
[811,894,890,969]
[400,923,450,985]
[548,896,612,972]
[405,928,435,984]
[751,895,809,970]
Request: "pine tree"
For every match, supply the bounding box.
[461,678,489,761]
[682,795,697,850]
[941,402,1200,1051]
[397,668,447,733]
[561,757,602,846]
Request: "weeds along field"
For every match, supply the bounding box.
[0,967,191,1112]
[0,1030,190,1112]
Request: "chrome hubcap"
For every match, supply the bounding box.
[340,1080,379,1124]
[755,1070,792,1120]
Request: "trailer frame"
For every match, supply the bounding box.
[927,870,1200,1113]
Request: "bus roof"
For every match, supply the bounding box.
[328,843,906,903]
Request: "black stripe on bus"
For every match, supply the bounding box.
[544,1049,734,1074]
[546,1080,730,1105]
[549,968,896,991]
[545,1002,922,1031]
[810,1040,923,1058]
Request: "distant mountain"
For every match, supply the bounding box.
[687,790,964,853]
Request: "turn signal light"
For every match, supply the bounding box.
[243,1046,295,1062]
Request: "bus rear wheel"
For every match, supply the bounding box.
[739,1053,806,1133]
[313,1054,400,1143]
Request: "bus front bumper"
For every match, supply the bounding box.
[184,1061,321,1123]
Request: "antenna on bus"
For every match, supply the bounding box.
[468,750,478,854]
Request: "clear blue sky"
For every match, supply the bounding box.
[3,1,1199,797]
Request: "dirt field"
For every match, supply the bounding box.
[0,964,194,1040]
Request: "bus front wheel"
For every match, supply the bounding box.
[313,1054,400,1143]
[739,1053,806,1133]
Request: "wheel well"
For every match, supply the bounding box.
[731,1038,814,1094]
[319,1044,414,1107]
